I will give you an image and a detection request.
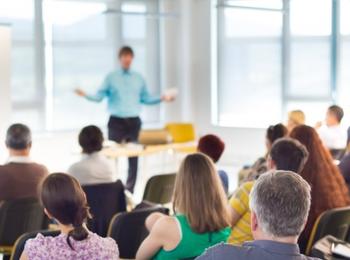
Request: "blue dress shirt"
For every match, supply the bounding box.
[86,69,161,118]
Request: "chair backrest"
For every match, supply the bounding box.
[0,197,47,246]
[142,173,176,204]
[138,129,171,145]
[330,149,346,160]
[82,180,126,237]
[306,206,350,255]
[10,230,60,260]
[107,206,169,259]
[165,123,195,143]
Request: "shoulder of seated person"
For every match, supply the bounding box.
[153,216,178,234]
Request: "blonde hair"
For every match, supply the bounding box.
[288,110,306,125]
[173,153,231,233]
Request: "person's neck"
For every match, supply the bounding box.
[59,223,74,235]
[255,233,298,244]
[9,149,30,157]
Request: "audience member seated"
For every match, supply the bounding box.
[20,173,119,260]
[339,153,350,191]
[239,123,288,184]
[0,123,48,200]
[316,105,347,150]
[198,134,229,193]
[287,110,306,132]
[290,125,350,252]
[68,125,117,185]
[197,171,320,260]
[229,138,308,245]
[136,153,231,259]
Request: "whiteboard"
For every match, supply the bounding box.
[0,25,11,132]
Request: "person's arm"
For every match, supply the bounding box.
[140,81,162,105]
[229,182,252,227]
[136,216,174,260]
[19,252,29,260]
[75,75,110,102]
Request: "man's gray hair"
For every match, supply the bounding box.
[249,170,311,237]
[6,123,32,150]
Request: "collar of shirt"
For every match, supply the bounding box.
[244,240,301,255]
[7,156,33,164]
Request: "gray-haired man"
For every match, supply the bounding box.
[197,171,320,260]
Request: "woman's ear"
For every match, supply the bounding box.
[44,208,53,219]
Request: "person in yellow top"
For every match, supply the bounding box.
[228,138,309,245]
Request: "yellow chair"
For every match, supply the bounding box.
[165,123,196,143]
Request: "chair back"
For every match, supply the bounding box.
[10,230,60,260]
[108,206,169,259]
[306,206,350,255]
[0,197,46,246]
[82,180,126,237]
[142,173,176,204]
[330,149,346,160]
[165,123,195,143]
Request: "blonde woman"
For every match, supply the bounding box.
[287,110,306,132]
[136,153,231,259]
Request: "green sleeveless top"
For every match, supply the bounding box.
[153,215,231,260]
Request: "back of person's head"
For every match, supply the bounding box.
[250,170,311,238]
[197,134,225,163]
[118,46,134,58]
[173,153,230,233]
[40,173,91,249]
[327,105,344,124]
[270,138,309,173]
[287,110,305,131]
[79,125,104,154]
[6,123,32,150]
[290,125,350,209]
[266,123,288,149]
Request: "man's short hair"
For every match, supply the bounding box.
[198,134,225,163]
[270,138,309,173]
[118,46,134,58]
[328,105,344,123]
[78,125,104,154]
[6,123,32,150]
[250,171,311,237]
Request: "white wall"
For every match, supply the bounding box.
[0,25,11,136]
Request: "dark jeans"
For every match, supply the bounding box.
[108,116,142,193]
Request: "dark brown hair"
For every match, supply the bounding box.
[118,46,134,58]
[40,173,91,250]
[290,125,350,248]
[78,125,104,154]
[266,123,288,145]
[198,134,225,163]
[328,105,344,123]
[173,153,231,233]
[270,138,309,173]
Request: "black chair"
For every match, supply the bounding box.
[142,173,176,204]
[83,180,126,237]
[306,206,350,255]
[107,206,169,259]
[10,230,60,260]
[330,149,346,161]
[0,197,47,255]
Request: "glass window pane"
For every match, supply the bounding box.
[224,0,283,9]
[45,0,114,130]
[121,3,146,39]
[289,0,332,98]
[217,8,282,127]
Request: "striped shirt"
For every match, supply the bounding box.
[228,181,254,245]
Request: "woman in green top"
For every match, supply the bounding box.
[136,153,231,259]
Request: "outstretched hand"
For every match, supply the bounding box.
[75,88,86,97]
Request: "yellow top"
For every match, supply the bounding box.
[228,181,254,245]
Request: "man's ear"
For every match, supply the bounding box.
[251,211,258,232]
[267,156,276,171]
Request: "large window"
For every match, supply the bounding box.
[0,0,162,132]
[214,0,347,127]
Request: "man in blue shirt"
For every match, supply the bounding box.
[197,171,320,260]
[76,46,173,193]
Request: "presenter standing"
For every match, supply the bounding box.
[75,46,174,193]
